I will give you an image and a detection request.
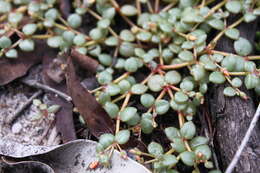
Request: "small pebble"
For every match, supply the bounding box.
[11,123,22,134]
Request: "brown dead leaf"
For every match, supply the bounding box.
[0,41,48,86]
[66,55,114,138]
[71,49,99,74]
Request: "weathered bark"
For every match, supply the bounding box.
[208,17,260,173]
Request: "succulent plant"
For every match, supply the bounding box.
[0,0,259,172]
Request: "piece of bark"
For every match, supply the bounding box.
[42,51,76,143]
[58,0,71,18]
[66,55,115,138]
[0,41,47,86]
[208,17,260,173]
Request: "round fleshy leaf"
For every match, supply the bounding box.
[126,113,140,126]
[194,144,212,160]
[209,72,226,84]
[104,102,119,119]
[115,130,130,144]
[178,50,194,62]
[244,13,257,23]
[231,77,242,88]
[225,1,242,14]
[120,107,137,122]
[190,136,209,150]
[98,54,112,66]
[207,19,224,30]
[120,5,137,16]
[22,23,37,36]
[98,18,111,29]
[165,127,181,141]
[141,113,153,134]
[174,91,188,103]
[140,94,155,108]
[136,31,152,42]
[105,84,121,96]
[244,61,256,72]
[5,49,18,58]
[67,13,82,28]
[234,37,252,56]
[131,84,148,95]
[162,154,178,167]
[99,133,114,148]
[180,121,196,139]
[148,75,165,92]
[170,138,186,153]
[155,99,170,115]
[105,36,118,46]
[120,29,135,42]
[148,142,164,156]
[0,36,11,49]
[225,28,239,40]
[244,74,259,89]
[119,42,135,57]
[223,87,236,97]
[19,39,35,52]
[124,57,138,72]
[180,151,196,166]
[47,105,61,114]
[165,71,182,85]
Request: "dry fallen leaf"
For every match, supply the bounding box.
[66,55,115,138]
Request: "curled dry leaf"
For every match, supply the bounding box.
[66,55,114,138]
[0,139,150,173]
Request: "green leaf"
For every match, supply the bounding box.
[126,113,140,126]
[204,161,214,169]
[180,121,196,139]
[98,18,111,29]
[120,107,137,122]
[165,127,181,141]
[5,49,18,58]
[170,138,186,153]
[121,5,138,16]
[244,74,259,89]
[22,23,37,36]
[98,54,112,66]
[221,55,236,71]
[178,50,194,62]
[180,151,195,166]
[120,29,135,42]
[67,13,82,28]
[0,36,11,48]
[244,61,256,72]
[104,36,118,46]
[244,13,257,23]
[119,42,135,57]
[140,94,155,108]
[141,113,154,134]
[19,39,35,52]
[124,57,138,72]
[148,75,165,92]
[174,91,188,103]
[99,133,114,148]
[225,1,242,14]
[104,102,119,119]
[225,28,239,40]
[105,84,121,96]
[190,136,209,150]
[180,80,194,92]
[223,87,236,97]
[234,37,252,56]
[136,31,152,42]
[131,84,148,95]
[148,142,164,156]
[115,130,130,144]
[231,77,242,88]
[170,100,187,111]
[162,154,178,167]
[191,64,206,81]
[207,19,224,30]
[155,99,170,115]
[194,145,212,160]
[209,170,222,173]
[165,71,182,85]
[209,71,226,84]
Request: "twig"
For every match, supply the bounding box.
[225,103,260,173]
[22,80,72,102]
[7,90,43,124]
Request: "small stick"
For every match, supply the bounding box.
[7,90,43,124]
[22,80,72,102]
[225,103,260,173]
